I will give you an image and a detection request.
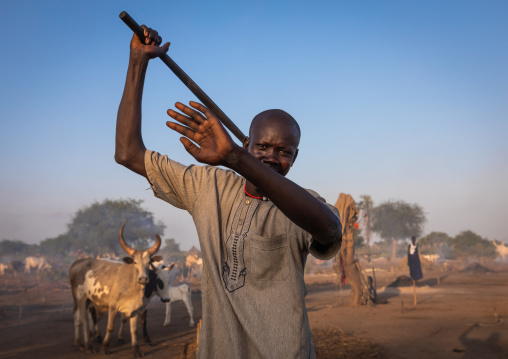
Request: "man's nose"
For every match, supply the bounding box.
[263,148,277,162]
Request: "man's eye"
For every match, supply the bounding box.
[257,144,267,149]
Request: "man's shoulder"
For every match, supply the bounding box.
[146,150,242,182]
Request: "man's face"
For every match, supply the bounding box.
[243,116,299,177]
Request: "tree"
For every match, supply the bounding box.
[0,239,38,259]
[40,198,165,257]
[162,238,181,253]
[450,230,496,260]
[159,238,187,263]
[39,234,74,257]
[357,195,374,250]
[371,200,426,260]
[353,231,366,251]
[418,232,452,257]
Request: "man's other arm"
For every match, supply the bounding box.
[115,26,169,178]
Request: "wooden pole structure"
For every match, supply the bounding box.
[196,319,202,349]
[413,280,417,306]
[371,267,377,291]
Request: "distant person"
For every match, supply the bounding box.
[408,236,423,281]
[115,26,342,358]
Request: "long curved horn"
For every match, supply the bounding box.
[147,233,162,256]
[118,222,135,256]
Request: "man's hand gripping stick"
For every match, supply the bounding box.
[119,11,246,143]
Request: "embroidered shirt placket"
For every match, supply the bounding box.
[222,197,259,292]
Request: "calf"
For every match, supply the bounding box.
[25,256,52,273]
[69,222,162,357]
[0,263,8,275]
[493,241,508,260]
[421,254,440,263]
[164,283,195,327]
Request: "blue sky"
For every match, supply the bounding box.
[1,1,507,250]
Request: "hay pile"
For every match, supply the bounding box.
[313,327,388,358]
[387,275,413,288]
[460,262,495,274]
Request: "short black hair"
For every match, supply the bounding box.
[249,109,301,142]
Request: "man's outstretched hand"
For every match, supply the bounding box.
[166,102,241,167]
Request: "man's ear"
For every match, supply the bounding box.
[243,137,250,151]
[291,149,299,167]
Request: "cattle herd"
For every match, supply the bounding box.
[1,229,507,357]
[0,222,196,358]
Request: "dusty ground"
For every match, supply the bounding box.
[0,262,507,358]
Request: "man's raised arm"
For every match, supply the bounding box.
[115,26,170,178]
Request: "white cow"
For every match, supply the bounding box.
[151,262,195,328]
[493,241,508,260]
[0,263,8,275]
[25,256,52,273]
[163,284,195,327]
[421,254,440,263]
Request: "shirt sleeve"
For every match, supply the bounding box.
[144,150,214,213]
[305,189,342,260]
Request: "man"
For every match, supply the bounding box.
[116,26,342,358]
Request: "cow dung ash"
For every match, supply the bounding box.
[387,275,414,288]
[313,327,388,359]
[460,262,495,274]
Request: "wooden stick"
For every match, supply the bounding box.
[196,319,202,349]
[413,280,417,306]
[119,11,246,143]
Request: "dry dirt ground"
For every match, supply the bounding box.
[0,262,507,359]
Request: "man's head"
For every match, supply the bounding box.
[243,109,300,177]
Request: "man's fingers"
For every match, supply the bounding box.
[174,102,205,124]
[180,138,200,158]
[140,26,162,46]
[167,109,200,130]
[161,42,170,53]
[166,121,197,140]
[189,101,214,120]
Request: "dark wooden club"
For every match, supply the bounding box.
[119,11,246,143]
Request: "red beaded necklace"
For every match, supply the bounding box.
[244,184,267,201]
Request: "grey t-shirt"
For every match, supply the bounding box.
[145,150,340,359]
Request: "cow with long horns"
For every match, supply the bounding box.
[69,222,162,357]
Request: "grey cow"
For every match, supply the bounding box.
[88,262,176,346]
[69,222,162,357]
